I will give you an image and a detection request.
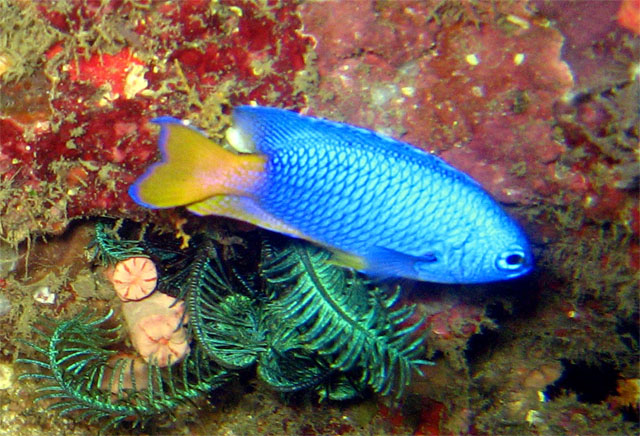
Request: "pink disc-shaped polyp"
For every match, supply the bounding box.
[111,257,158,301]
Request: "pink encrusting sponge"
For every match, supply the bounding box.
[122,292,190,367]
[110,256,158,301]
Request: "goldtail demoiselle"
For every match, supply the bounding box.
[129,106,533,284]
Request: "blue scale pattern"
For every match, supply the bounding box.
[231,106,533,283]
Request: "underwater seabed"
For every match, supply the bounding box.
[0,0,638,435]
[0,214,637,435]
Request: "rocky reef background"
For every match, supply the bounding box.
[0,0,637,435]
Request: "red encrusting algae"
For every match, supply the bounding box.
[0,0,315,244]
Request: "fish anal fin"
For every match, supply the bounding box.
[187,196,306,239]
[328,250,369,271]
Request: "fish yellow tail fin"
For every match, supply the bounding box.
[128,117,266,209]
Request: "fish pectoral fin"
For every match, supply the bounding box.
[330,246,441,279]
[363,247,439,277]
[187,195,307,239]
[415,252,438,263]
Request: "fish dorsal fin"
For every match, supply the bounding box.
[231,106,483,190]
[187,195,307,240]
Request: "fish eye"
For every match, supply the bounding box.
[496,250,527,271]
[506,254,524,265]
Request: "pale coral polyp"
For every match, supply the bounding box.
[111,256,158,301]
[134,314,190,367]
[122,292,190,367]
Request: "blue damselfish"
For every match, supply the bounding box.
[129,106,533,284]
